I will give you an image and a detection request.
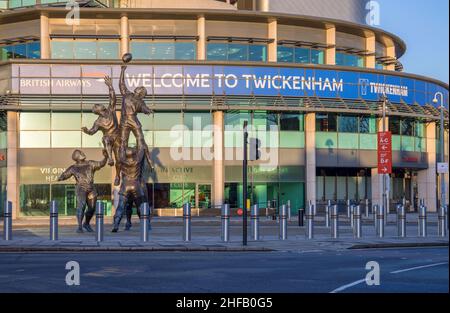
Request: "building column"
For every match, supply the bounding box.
[365,32,376,69]
[305,113,316,206]
[40,12,50,59]
[371,116,388,208]
[418,122,437,212]
[6,111,19,219]
[267,18,277,63]
[385,45,396,71]
[197,15,206,60]
[325,25,336,65]
[120,15,129,56]
[213,111,224,208]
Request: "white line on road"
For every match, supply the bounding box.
[390,262,448,274]
[329,279,366,293]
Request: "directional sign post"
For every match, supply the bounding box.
[378,131,392,174]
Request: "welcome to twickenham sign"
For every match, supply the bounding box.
[10,64,449,107]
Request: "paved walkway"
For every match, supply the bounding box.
[0,214,448,252]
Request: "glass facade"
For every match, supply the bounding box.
[317,168,371,201]
[51,40,119,59]
[316,114,378,150]
[336,52,365,68]
[277,46,325,64]
[207,43,267,62]
[130,41,196,60]
[0,41,40,61]
[389,117,426,152]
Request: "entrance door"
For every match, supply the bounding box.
[197,184,211,209]
[65,185,76,216]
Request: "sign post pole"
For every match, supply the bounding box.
[378,95,392,216]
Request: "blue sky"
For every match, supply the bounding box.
[376,0,449,84]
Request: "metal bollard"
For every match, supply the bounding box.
[298,208,304,227]
[183,203,192,242]
[353,205,362,239]
[373,204,379,228]
[279,205,288,240]
[365,199,370,218]
[306,204,314,239]
[346,199,351,218]
[95,201,104,242]
[331,204,339,239]
[49,200,58,241]
[140,202,150,242]
[397,204,406,238]
[251,204,259,241]
[350,205,355,228]
[377,205,385,238]
[266,201,270,219]
[221,204,230,242]
[325,200,331,228]
[418,205,427,237]
[287,200,291,220]
[3,201,12,241]
[438,206,447,237]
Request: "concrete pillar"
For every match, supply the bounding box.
[418,122,437,212]
[325,25,336,65]
[40,12,50,59]
[385,45,396,71]
[268,19,277,63]
[120,15,129,56]
[213,111,224,208]
[371,116,389,207]
[197,15,206,60]
[365,32,376,69]
[6,111,19,219]
[305,113,316,206]
[256,0,269,11]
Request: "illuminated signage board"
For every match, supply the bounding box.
[11,64,449,107]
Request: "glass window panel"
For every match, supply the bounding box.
[311,49,324,64]
[359,134,377,150]
[82,132,103,148]
[415,137,426,152]
[401,136,415,152]
[175,42,196,60]
[294,47,310,64]
[359,116,376,133]
[9,0,21,8]
[154,131,182,147]
[415,121,425,138]
[137,113,153,130]
[52,131,81,148]
[150,42,175,60]
[249,45,267,62]
[338,133,359,149]
[74,41,97,59]
[401,119,414,136]
[280,112,301,131]
[51,112,81,130]
[19,184,50,216]
[392,135,401,151]
[277,46,294,63]
[336,53,346,66]
[316,132,338,149]
[184,112,212,130]
[130,41,152,59]
[22,0,36,6]
[389,117,401,135]
[225,111,250,129]
[228,44,248,61]
[280,132,304,148]
[338,115,358,133]
[20,131,50,148]
[27,41,41,59]
[317,114,337,132]
[207,43,227,61]
[51,40,74,59]
[154,112,182,130]
[20,112,50,130]
[13,44,27,59]
[97,41,119,59]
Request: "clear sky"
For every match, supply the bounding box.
[376,0,449,84]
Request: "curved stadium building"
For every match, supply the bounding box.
[0,0,448,220]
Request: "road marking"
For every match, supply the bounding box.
[330,278,366,293]
[390,262,448,274]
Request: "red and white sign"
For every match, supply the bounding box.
[378,132,392,174]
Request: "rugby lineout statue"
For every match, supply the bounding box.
[64,53,154,233]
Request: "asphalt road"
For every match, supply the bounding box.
[0,247,447,293]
